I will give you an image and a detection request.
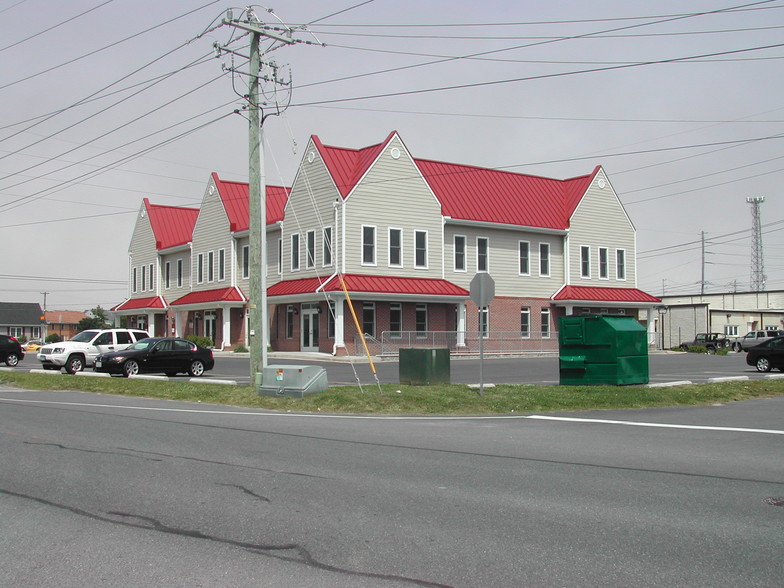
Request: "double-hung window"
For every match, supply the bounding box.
[362,225,376,265]
[520,307,530,338]
[599,247,608,279]
[242,246,249,279]
[539,243,550,277]
[581,246,591,278]
[164,262,171,289]
[519,241,530,275]
[541,308,551,338]
[454,235,466,272]
[306,230,316,269]
[389,228,402,267]
[616,249,626,280]
[322,227,332,267]
[177,259,183,287]
[362,303,376,337]
[477,237,489,272]
[197,253,204,283]
[415,304,428,337]
[415,231,428,268]
[208,251,215,282]
[389,303,402,338]
[291,234,300,271]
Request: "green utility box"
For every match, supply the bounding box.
[399,348,451,385]
[558,315,649,386]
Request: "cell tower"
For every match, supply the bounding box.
[747,196,766,291]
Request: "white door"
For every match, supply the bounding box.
[301,304,320,352]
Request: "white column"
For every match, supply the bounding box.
[147,312,155,336]
[647,307,656,347]
[222,305,231,350]
[457,301,466,347]
[175,311,184,337]
[333,297,345,354]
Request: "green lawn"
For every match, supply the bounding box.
[2,371,783,414]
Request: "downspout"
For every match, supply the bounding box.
[317,199,341,293]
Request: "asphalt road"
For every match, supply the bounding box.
[2,389,782,586]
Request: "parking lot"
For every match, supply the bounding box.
[7,349,783,387]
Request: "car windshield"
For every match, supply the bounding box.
[128,339,154,351]
[70,330,100,343]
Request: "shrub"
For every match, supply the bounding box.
[233,344,248,353]
[185,335,214,349]
[46,333,62,343]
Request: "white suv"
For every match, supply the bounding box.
[38,328,150,374]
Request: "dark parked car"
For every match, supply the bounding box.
[0,334,24,367]
[745,336,784,372]
[93,337,214,378]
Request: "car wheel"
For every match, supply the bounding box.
[189,360,205,377]
[5,353,19,367]
[123,360,140,378]
[755,357,772,373]
[707,346,716,355]
[733,343,742,352]
[65,355,85,374]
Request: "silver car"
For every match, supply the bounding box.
[732,329,784,352]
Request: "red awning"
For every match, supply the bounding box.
[169,287,246,306]
[553,285,660,304]
[112,296,167,312]
[268,274,469,298]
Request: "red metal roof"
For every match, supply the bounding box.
[553,286,660,304]
[415,159,599,230]
[169,287,246,306]
[112,296,167,311]
[212,172,290,231]
[311,131,601,229]
[312,132,395,198]
[145,199,198,250]
[268,274,469,298]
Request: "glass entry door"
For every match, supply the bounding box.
[301,304,320,351]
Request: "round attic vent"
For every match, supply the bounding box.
[307,151,315,163]
[209,184,215,195]
[597,178,606,189]
[390,147,401,159]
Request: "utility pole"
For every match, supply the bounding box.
[40,291,48,342]
[218,9,294,385]
[747,196,766,291]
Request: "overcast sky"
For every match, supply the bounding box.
[1,0,783,312]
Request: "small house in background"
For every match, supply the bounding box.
[45,310,88,341]
[0,302,45,340]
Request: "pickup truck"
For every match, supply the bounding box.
[729,329,784,352]
[679,333,730,353]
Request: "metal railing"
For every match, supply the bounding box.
[351,331,560,357]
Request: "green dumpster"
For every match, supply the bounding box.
[558,315,649,385]
[399,348,451,385]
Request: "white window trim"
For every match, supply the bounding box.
[196,253,204,284]
[306,230,316,269]
[598,247,609,280]
[388,227,403,268]
[277,238,282,274]
[453,234,467,273]
[415,230,428,269]
[476,237,489,273]
[132,267,137,293]
[479,307,489,339]
[164,261,171,289]
[322,227,332,268]
[541,308,551,339]
[242,245,250,280]
[361,225,377,266]
[207,251,215,283]
[580,245,591,279]
[616,248,627,281]
[291,233,300,272]
[415,303,428,338]
[539,242,550,277]
[520,307,531,339]
[218,248,226,282]
[148,263,154,291]
[177,258,183,288]
[389,302,403,338]
[518,240,530,276]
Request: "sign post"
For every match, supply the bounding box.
[469,273,495,396]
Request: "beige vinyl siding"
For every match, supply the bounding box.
[444,225,564,298]
[191,182,232,290]
[128,209,158,297]
[344,137,442,276]
[280,140,342,281]
[159,250,191,301]
[568,170,636,287]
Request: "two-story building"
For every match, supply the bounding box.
[112,131,660,353]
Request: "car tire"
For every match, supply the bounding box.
[5,353,19,367]
[733,343,742,352]
[189,360,205,377]
[123,360,140,378]
[755,356,772,373]
[65,355,85,374]
[707,346,716,355]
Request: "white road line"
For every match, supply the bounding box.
[1,395,783,435]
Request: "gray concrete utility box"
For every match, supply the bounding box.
[258,364,329,398]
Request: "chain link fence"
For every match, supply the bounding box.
[352,331,560,357]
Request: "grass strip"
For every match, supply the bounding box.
[1,371,783,414]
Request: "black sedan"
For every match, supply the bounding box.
[94,337,215,378]
[745,336,784,372]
